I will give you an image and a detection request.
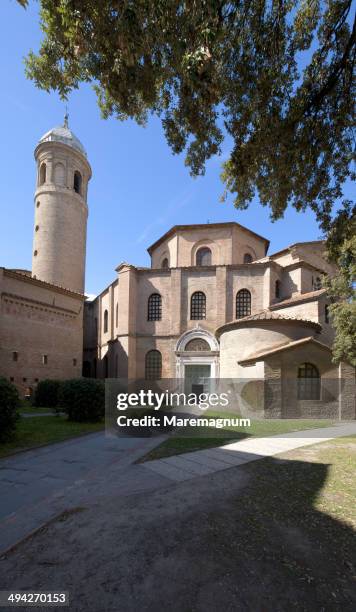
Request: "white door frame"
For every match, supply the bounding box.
[175,326,220,381]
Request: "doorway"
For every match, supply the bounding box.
[184,364,211,396]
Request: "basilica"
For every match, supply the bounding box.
[0,120,354,418]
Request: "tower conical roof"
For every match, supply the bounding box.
[39,115,86,156]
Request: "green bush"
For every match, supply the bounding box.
[60,379,105,422]
[0,377,19,441]
[33,379,62,409]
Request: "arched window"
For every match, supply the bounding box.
[243,253,253,264]
[54,163,65,186]
[103,309,108,333]
[236,289,251,318]
[161,258,169,269]
[298,363,320,400]
[313,276,322,290]
[39,163,46,185]
[196,247,212,266]
[115,303,118,327]
[275,279,281,299]
[145,350,162,380]
[74,171,82,194]
[191,291,206,320]
[147,293,162,321]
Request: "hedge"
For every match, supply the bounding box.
[33,379,62,409]
[0,377,19,441]
[60,379,105,422]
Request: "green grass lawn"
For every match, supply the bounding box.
[197,435,356,607]
[140,416,335,462]
[279,435,356,527]
[0,415,104,458]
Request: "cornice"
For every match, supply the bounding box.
[2,268,84,300]
[2,292,82,317]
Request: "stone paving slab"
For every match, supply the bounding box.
[199,448,262,466]
[143,422,356,482]
[181,451,235,470]
[163,455,216,475]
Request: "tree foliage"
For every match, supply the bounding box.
[19,0,355,362]
[325,211,356,366]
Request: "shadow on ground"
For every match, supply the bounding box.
[1,442,355,611]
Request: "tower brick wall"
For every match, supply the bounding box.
[32,127,91,294]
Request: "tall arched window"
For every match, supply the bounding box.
[74,171,82,194]
[39,163,46,185]
[115,303,119,327]
[147,293,162,321]
[103,309,108,333]
[54,163,65,186]
[196,247,212,266]
[191,291,206,320]
[236,289,251,318]
[145,350,162,380]
[161,257,169,269]
[243,253,253,263]
[275,279,281,299]
[297,363,320,400]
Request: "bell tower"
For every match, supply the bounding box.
[32,115,92,293]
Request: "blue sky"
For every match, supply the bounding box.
[0,2,352,295]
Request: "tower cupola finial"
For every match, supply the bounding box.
[63,107,69,128]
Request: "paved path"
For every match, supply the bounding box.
[0,432,169,553]
[143,422,356,482]
[1,422,355,554]
[20,412,58,418]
